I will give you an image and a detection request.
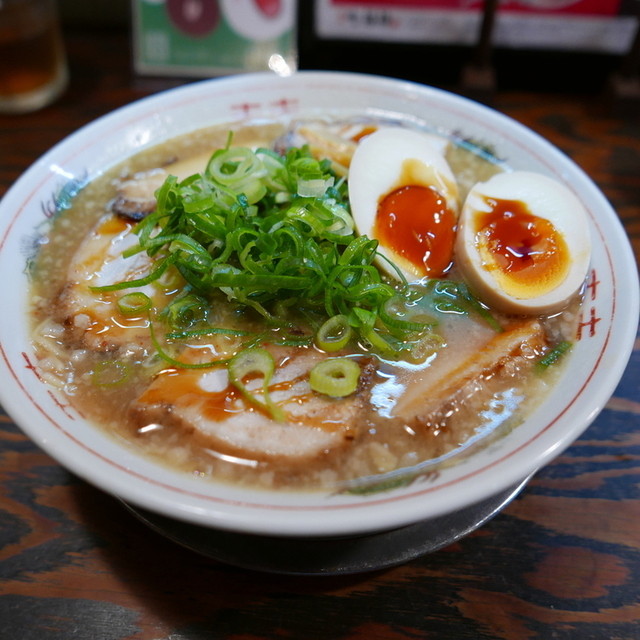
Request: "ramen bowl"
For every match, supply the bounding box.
[0,72,637,572]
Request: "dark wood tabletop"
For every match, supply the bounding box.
[1,27,639,640]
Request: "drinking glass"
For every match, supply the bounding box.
[0,0,68,114]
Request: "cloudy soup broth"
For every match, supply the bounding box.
[29,118,585,492]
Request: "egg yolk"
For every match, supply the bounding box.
[375,185,456,277]
[475,197,570,297]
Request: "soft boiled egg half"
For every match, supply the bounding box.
[348,127,460,280]
[455,171,592,315]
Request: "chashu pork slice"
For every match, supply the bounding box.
[131,346,372,463]
[61,155,216,351]
[391,319,549,428]
[57,214,161,351]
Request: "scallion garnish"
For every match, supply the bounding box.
[91,139,503,399]
[94,142,437,357]
[148,320,231,369]
[228,348,285,421]
[162,292,209,329]
[117,291,152,316]
[536,340,572,371]
[315,314,353,352]
[410,279,502,332]
[309,357,361,397]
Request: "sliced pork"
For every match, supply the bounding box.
[131,346,373,464]
[392,319,548,429]
[57,215,157,351]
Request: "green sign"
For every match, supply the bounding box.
[133,0,297,76]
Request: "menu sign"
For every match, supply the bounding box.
[314,0,637,54]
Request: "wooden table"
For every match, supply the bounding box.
[1,29,639,640]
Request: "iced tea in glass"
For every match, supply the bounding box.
[0,0,68,114]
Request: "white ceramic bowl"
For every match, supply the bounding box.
[0,71,637,540]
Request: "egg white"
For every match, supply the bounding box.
[455,171,592,315]
[348,127,459,280]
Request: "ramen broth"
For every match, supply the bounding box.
[29,120,581,492]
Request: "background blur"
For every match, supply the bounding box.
[56,0,640,97]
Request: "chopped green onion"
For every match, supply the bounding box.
[166,327,255,340]
[379,296,437,332]
[153,264,184,291]
[316,314,352,352]
[536,341,572,371]
[348,306,376,332]
[344,473,417,495]
[149,321,231,369]
[360,326,404,360]
[162,293,209,329]
[297,177,334,198]
[91,360,130,387]
[90,254,177,293]
[310,357,361,397]
[117,292,152,316]
[228,348,285,421]
[102,140,453,362]
[407,332,446,363]
[411,280,502,332]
